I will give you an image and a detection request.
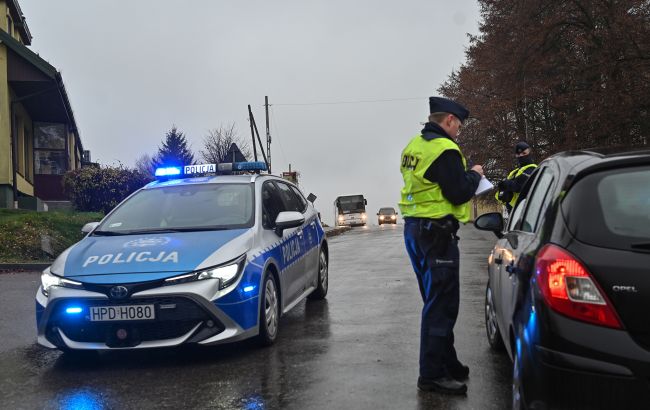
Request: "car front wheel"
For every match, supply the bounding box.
[308,247,328,300]
[257,272,279,346]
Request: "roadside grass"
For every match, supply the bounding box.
[0,209,103,263]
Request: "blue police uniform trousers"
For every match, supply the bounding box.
[403,217,463,379]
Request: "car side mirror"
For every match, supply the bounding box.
[274,211,305,237]
[81,222,100,234]
[376,213,380,216]
[474,212,504,239]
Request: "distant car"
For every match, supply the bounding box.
[474,149,650,409]
[377,207,398,225]
[35,162,329,351]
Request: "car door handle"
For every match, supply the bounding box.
[505,263,517,275]
[494,256,503,265]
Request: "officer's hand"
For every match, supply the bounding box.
[497,180,506,190]
[471,164,484,176]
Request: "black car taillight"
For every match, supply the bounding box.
[535,244,623,329]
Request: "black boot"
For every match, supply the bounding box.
[448,364,470,381]
[417,376,467,395]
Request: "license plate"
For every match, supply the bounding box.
[89,305,155,321]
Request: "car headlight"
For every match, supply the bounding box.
[165,254,246,289]
[391,215,396,220]
[41,271,83,296]
[379,215,384,220]
[361,213,367,219]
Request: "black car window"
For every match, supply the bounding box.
[275,182,305,213]
[262,181,286,229]
[562,165,650,250]
[521,170,554,233]
[379,208,396,215]
[508,198,527,231]
[289,185,308,212]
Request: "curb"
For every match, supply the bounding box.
[324,226,351,237]
[0,263,50,272]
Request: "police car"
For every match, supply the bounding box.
[36,162,329,351]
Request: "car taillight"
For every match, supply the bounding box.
[535,244,622,329]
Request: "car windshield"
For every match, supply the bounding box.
[379,208,396,215]
[95,183,254,234]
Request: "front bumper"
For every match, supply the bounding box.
[35,278,259,350]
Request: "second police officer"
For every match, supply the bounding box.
[399,97,484,395]
[495,141,537,212]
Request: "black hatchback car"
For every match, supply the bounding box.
[475,149,650,409]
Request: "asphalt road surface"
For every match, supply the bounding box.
[0,225,511,410]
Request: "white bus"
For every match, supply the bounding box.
[334,195,367,227]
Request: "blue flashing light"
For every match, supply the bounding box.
[243,285,255,293]
[154,166,182,177]
[66,307,83,314]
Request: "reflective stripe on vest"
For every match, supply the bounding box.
[495,163,538,207]
[399,135,471,222]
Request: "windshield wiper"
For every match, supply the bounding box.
[124,227,228,235]
[91,230,128,236]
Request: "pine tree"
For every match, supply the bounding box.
[152,126,195,168]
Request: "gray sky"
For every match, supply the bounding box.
[21,0,480,225]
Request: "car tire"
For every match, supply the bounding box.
[257,272,280,346]
[485,280,505,351]
[308,247,328,300]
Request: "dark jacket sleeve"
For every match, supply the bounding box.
[423,150,481,205]
[501,166,535,193]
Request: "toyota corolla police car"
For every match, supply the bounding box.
[36,161,329,351]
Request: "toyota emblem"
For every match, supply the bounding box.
[109,286,129,299]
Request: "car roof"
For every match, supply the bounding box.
[143,173,288,189]
[545,148,650,172]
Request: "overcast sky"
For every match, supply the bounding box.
[21,0,481,225]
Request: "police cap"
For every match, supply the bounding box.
[429,96,469,122]
[515,141,530,154]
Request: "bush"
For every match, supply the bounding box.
[63,166,153,213]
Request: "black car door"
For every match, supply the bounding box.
[499,167,556,339]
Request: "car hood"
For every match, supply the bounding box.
[51,229,252,283]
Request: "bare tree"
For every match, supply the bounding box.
[134,153,155,177]
[200,123,252,164]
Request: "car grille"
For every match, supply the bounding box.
[46,296,223,347]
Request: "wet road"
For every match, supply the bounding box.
[0,225,511,410]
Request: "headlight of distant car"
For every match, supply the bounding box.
[361,213,367,219]
[41,271,83,296]
[379,215,384,220]
[391,215,396,220]
[165,254,246,289]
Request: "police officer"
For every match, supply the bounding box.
[495,141,537,211]
[399,96,484,395]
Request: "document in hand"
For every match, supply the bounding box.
[475,177,495,196]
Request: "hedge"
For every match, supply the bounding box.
[63,166,153,214]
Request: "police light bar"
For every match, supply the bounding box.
[218,161,268,172]
[154,166,182,177]
[184,163,217,175]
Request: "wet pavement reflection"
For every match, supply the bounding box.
[0,225,511,409]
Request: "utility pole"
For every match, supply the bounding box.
[265,96,272,173]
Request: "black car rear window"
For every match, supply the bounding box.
[562,165,650,250]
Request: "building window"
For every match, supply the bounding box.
[34,122,68,175]
[7,15,13,37]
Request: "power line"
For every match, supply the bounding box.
[272,96,428,106]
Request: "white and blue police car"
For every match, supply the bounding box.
[35,162,328,350]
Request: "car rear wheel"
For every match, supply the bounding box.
[257,273,279,346]
[308,247,328,300]
[485,280,505,351]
